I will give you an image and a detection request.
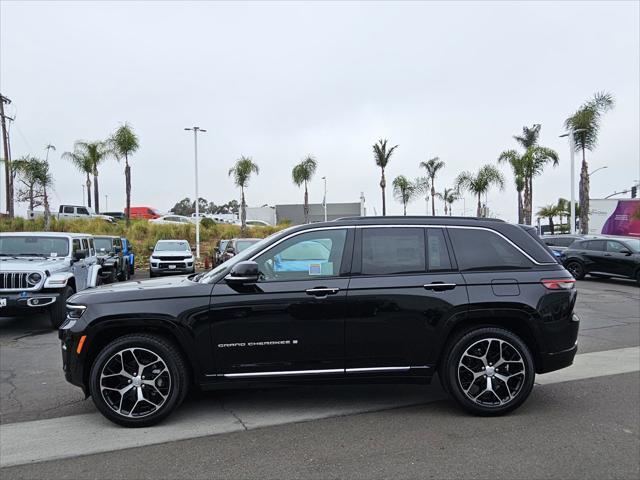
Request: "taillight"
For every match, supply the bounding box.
[541,278,575,290]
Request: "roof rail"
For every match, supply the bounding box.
[334,216,505,222]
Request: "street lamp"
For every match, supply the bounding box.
[105,194,108,212]
[589,166,608,177]
[322,176,327,222]
[559,128,586,234]
[184,126,207,259]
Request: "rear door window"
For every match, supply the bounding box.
[448,228,532,271]
[361,228,426,275]
[426,228,452,271]
[63,206,74,214]
[586,240,605,251]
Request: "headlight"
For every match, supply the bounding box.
[27,272,43,286]
[66,304,87,319]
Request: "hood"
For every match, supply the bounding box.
[0,257,70,274]
[69,274,208,304]
[151,251,193,257]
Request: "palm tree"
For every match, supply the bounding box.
[419,157,445,215]
[62,146,93,209]
[497,150,526,224]
[110,123,140,226]
[392,175,417,215]
[435,188,459,216]
[292,155,317,224]
[565,92,615,234]
[537,204,560,235]
[372,139,398,216]
[500,125,559,224]
[32,159,54,231]
[228,156,260,231]
[63,140,112,211]
[413,176,430,214]
[455,165,505,217]
[556,198,569,233]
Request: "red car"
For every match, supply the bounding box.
[125,206,161,219]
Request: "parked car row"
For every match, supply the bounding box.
[541,234,640,283]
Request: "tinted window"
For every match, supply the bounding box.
[72,239,81,253]
[362,228,426,275]
[606,241,627,253]
[255,229,347,281]
[77,207,89,215]
[427,228,452,271]
[63,206,74,214]
[448,228,532,271]
[586,240,605,251]
[81,239,89,250]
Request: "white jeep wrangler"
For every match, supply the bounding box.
[0,232,101,327]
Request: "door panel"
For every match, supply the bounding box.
[210,278,348,374]
[346,272,468,369]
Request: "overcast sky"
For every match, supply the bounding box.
[1,0,638,220]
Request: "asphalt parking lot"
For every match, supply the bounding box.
[1,275,638,479]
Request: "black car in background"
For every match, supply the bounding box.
[102,211,126,221]
[541,235,586,254]
[213,239,230,266]
[94,236,129,283]
[563,236,640,283]
[218,238,261,264]
[61,217,578,427]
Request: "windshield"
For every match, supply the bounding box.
[237,240,259,252]
[0,236,70,257]
[94,238,114,252]
[198,228,294,283]
[155,241,190,252]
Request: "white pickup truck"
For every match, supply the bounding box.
[28,205,114,222]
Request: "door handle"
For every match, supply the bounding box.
[306,287,340,297]
[423,282,456,291]
[604,253,612,257]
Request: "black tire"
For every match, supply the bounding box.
[89,333,189,427]
[149,270,157,278]
[442,327,535,416]
[565,261,585,280]
[636,270,640,285]
[129,262,135,276]
[118,263,130,282]
[49,286,74,329]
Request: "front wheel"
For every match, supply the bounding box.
[442,327,535,416]
[89,334,189,427]
[49,286,74,328]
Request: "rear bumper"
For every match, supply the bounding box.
[538,343,578,373]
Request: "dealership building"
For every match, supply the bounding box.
[246,195,366,226]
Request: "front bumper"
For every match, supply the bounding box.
[0,291,60,314]
[150,260,194,274]
[59,322,89,395]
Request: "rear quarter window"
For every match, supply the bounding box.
[448,228,532,271]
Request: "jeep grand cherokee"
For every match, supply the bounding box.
[60,217,579,427]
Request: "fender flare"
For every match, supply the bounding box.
[87,264,101,288]
[44,272,74,289]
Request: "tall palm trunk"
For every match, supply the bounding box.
[403,201,407,216]
[93,168,100,213]
[476,193,482,217]
[240,186,247,233]
[448,202,453,216]
[43,186,51,231]
[303,181,309,223]
[517,189,523,224]
[548,216,555,235]
[380,168,386,216]
[528,176,534,225]
[579,148,589,234]
[431,181,436,216]
[85,173,92,208]
[125,155,131,226]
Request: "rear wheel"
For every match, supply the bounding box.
[89,334,189,427]
[565,261,585,280]
[49,286,74,328]
[443,327,535,416]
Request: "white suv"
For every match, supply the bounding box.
[149,240,195,277]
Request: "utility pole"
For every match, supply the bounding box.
[560,128,586,235]
[322,176,327,221]
[0,94,13,217]
[105,194,108,211]
[184,126,206,260]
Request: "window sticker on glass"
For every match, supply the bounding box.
[51,252,58,257]
[309,263,322,275]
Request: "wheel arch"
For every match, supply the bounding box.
[82,321,196,393]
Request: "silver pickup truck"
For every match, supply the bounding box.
[0,232,101,327]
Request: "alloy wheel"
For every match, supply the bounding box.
[457,338,526,407]
[99,347,171,418]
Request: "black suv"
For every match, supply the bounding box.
[563,236,640,283]
[60,217,579,427]
[94,236,129,283]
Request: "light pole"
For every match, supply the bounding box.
[184,126,206,259]
[559,128,586,234]
[105,194,108,211]
[589,166,608,177]
[322,176,327,222]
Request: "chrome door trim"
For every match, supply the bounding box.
[208,365,431,378]
[345,366,411,373]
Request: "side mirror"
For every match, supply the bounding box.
[191,246,196,252]
[226,261,259,284]
[620,249,632,255]
[73,250,87,262]
[226,247,236,255]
